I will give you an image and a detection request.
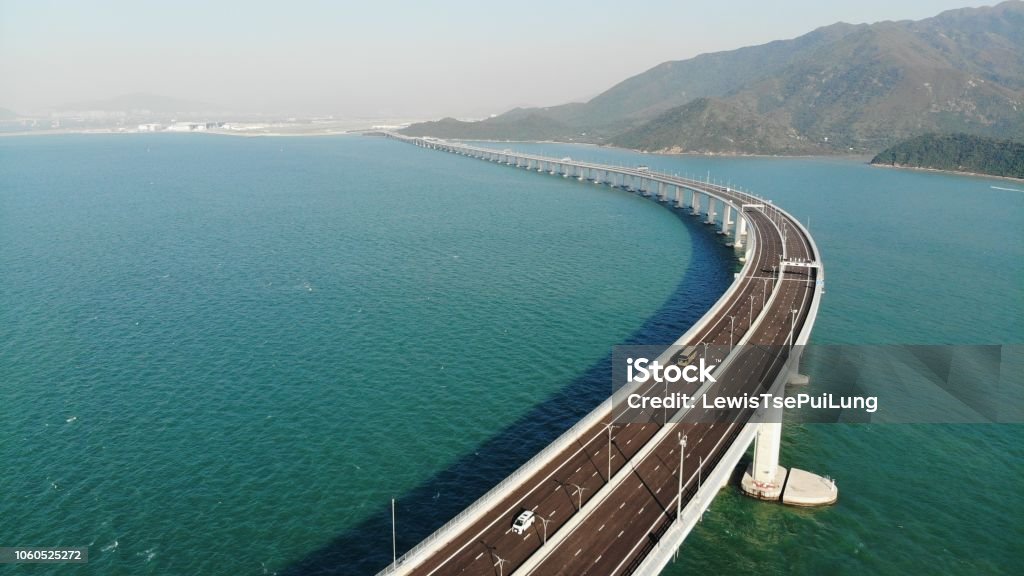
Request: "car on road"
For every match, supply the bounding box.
[512,510,535,534]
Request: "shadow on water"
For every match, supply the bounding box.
[279,202,737,575]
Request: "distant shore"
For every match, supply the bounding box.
[869,162,1024,182]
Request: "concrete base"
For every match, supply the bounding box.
[782,468,838,506]
[740,463,787,501]
[788,372,810,385]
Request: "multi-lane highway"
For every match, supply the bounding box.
[376,134,820,576]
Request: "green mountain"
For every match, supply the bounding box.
[871,133,1024,178]
[403,1,1024,155]
[612,97,822,155]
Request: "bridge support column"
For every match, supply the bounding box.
[734,215,746,249]
[721,205,733,235]
[705,195,716,224]
[741,353,837,506]
[742,404,786,501]
[674,186,683,208]
[691,192,701,215]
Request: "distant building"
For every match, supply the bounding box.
[138,123,162,132]
[166,121,224,132]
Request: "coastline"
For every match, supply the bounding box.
[869,162,1024,182]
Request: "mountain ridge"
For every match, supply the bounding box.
[402,1,1024,155]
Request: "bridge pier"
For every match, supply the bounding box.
[705,195,717,224]
[741,349,837,506]
[720,204,733,235]
[735,215,748,249]
[674,186,684,208]
[691,192,701,215]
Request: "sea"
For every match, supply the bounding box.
[1,134,1020,575]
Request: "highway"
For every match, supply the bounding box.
[376,134,820,576]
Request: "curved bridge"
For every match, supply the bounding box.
[376,133,826,576]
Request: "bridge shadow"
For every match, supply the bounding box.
[278,204,736,576]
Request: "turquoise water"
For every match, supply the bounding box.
[1,135,1020,575]
[0,134,731,575]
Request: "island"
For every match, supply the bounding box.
[870,133,1024,179]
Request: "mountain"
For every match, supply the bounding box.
[402,1,1024,155]
[612,98,822,155]
[871,133,1024,178]
[58,93,224,114]
[401,112,576,141]
[0,107,18,120]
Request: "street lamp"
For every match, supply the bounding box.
[698,456,705,522]
[538,514,553,545]
[677,434,687,520]
[728,315,735,352]
[571,483,587,511]
[790,309,799,348]
[603,422,619,481]
[762,278,769,305]
[493,554,508,576]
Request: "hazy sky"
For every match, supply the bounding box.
[0,0,1002,118]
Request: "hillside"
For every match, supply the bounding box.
[870,133,1024,178]
[612,98,822,155]
[403,1,1024,155]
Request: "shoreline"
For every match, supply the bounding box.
[869,162,1023,182]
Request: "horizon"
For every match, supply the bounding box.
[0,0,1004,119]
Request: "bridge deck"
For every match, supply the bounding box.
[376,134,819,576]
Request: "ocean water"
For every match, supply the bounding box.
[0,135,1020,575]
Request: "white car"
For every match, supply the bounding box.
[512,510,535,535]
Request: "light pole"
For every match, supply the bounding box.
[571,483,587,511]
[698,456,704,522]
[790,309,799,349]
[538,514,552,545]
[604,422,619,481]
[664,375,673,424]
[677,434,687,520]
[493,554,508,576]
[763,278,769,305]
[728,315,735,352]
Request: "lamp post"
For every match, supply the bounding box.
[493,554,508,576]
[571,483,587,511]
[663,378,669,424]
[677,434,687,520]
[698,456,704,522]
[538,514,552,545]
[728,315,735,352]
[603,422,619,481]
[790,309,799,349]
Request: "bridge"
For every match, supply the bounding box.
[375,133,832,575]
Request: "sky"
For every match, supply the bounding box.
[0,0,1004,119]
